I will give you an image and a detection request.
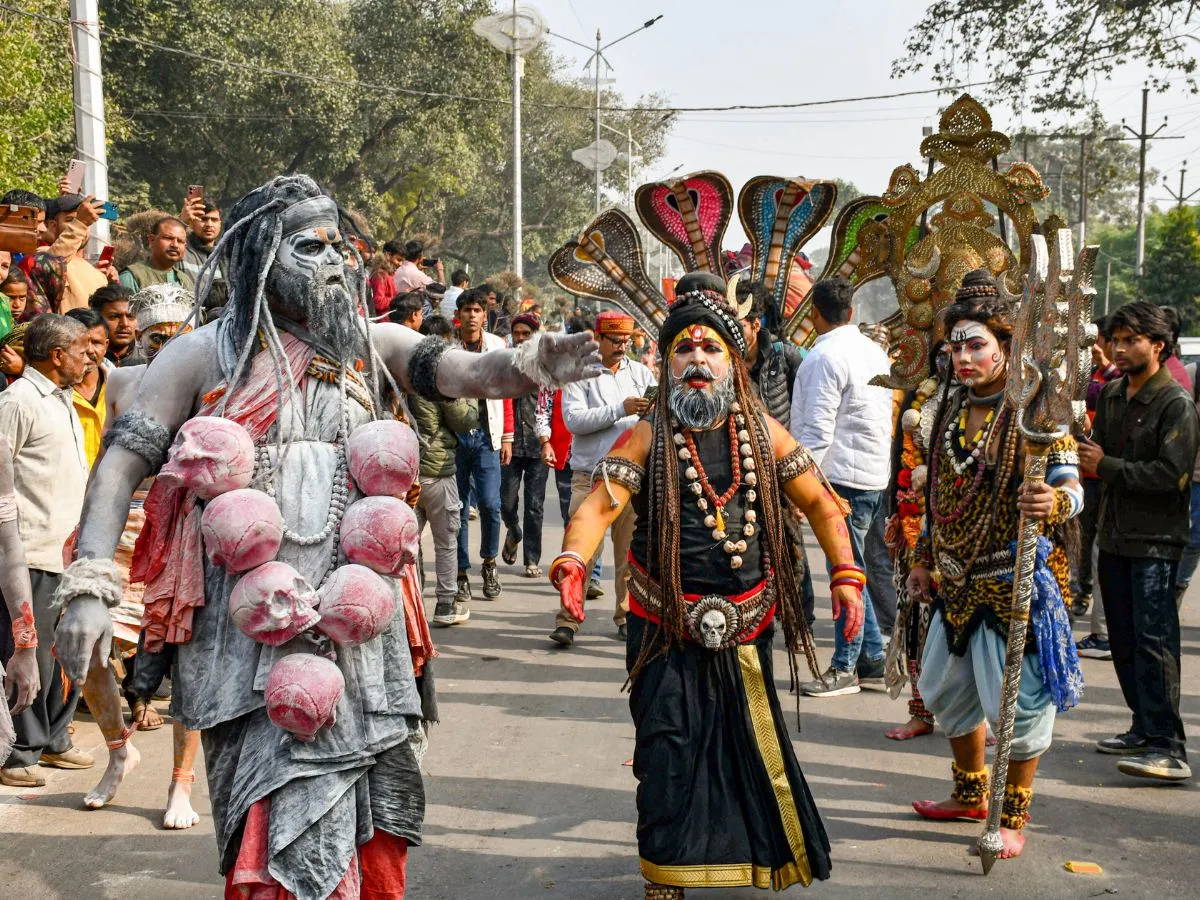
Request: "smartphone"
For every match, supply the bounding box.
[64,159,85,194]
[421,257,440,267]
[187,184,204,201]
[643,385,659,404]
[98,201,119,221]
[95,245,115,267]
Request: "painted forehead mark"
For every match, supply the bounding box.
[314,227,341,244]
[948,321,993,344]
[670,324,725,353]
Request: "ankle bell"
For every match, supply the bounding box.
[644,883,685,900]
[951,761,989,807]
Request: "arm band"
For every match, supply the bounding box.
[102,411,173,472]
[776,443,815,483]
[407,335,453,403]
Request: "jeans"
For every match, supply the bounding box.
[1074,478,1103,598]
[415,475,462,604]
[829,485,887,672]
[1174,482,1200,589]
[500,455,549,566]
[864,506,897,634]
[455,430,502,571]
[555,465,574,526]
[1097,551,1187,760]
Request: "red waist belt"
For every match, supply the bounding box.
[627,555,776,651]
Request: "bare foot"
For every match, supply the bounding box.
[83,742,141,809]
[986,733,998,748]
[885,718,934,741]
[163,780,200,829]
[971,827,1026,859]
[912,798,988,822]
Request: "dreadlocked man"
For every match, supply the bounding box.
[908,270,1084,861]
[551,272,863,898]
[53,175,602,899]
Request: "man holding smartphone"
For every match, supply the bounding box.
[41,193,112,312]
[392,240,444,295]
[180,189,227,313]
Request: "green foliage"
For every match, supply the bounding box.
[894,0,1199,117]
[96,0,673,293]
[1145,205,1200,332]
[0,1,76,194]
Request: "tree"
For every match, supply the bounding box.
[0,1,77,194]
[1145,205,1200,332]
[894,1,1199,117]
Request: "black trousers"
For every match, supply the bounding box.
[1097,551,1187,760]
[1074,479,1103,598]
[0,570,81,767]
[554,465,573,527]
[500,455,549,566]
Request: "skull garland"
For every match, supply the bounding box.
[158,416,256,499]
[229,561,322,646]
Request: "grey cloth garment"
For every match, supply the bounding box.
[175,372,423,899]
[0,570,81,767]
[415,475,462,604]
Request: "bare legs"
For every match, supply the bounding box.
[81,663,141,809]
[164,722,201,829]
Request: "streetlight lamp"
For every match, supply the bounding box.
[474,4,547,278]
[551,15,663,212]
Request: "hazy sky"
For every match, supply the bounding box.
[526,0,1200,251]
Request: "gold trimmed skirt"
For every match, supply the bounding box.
[627,614,831,890]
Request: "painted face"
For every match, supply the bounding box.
[947,320,1006,389]
[138,321,186,362]
[668,325,732,387]
[275,226,345,281]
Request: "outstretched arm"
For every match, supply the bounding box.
[551,421,651,620]
[372,322,603,400]
[768,418,864,642]
[0,439,38,713]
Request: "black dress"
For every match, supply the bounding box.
[627,425,832,890]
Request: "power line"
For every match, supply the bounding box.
[0,1,1156,116]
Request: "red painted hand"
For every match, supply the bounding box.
[551,556,587,622]
[832,585,864,643]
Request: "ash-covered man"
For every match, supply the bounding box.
[552,272,860,897]
[553,310,656,646]
[53,175,600,899]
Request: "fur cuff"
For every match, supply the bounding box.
[54,557,126,610]
[103,410,173,471]
[408,335,453,402]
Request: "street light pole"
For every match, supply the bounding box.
[512,3,523,277]
[593,28,602,213]
[69,0,109,256]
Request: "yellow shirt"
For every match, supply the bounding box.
[72,373,107,467]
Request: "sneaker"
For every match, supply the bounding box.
[856,656,886,688]
[481,559,502,600]
[1097,732,1148,755]
[1070,593,1092,618]
[1117,752,1192,781]
[1076,634,1112,660]
[468,506,479,521]
[38,747,94,770]
[432,600,470,627]
[617,623,628,641]
[455,572,472,603]
[800,667,860,697]
[586,579,604,599]
[549,626,575,647]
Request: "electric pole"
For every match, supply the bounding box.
[1107,87,1183,278]
[1163,162,1200,208]
[70,0,109,257]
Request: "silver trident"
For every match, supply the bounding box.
[979,228,1096,874]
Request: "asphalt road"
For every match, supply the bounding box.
[2,508,1197,899]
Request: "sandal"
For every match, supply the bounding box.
[525,564,542,578]
[501,529,519,565]
[131,698,164,731]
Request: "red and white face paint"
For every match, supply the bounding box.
[947,319,1006,390]
[668,324,731,388]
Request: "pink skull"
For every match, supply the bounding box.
[265,654,344,742]
[201,488,284,573]
[346,420,419,499]
[338,496,419,576]
[316,564,397,647]
[159,416,256,500]
[229,561,320,646]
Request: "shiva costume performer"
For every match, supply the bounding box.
[551,273,864,898]
[908,270,1084,861]
[54,175,603,900]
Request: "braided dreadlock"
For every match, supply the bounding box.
[628,348,822,692]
